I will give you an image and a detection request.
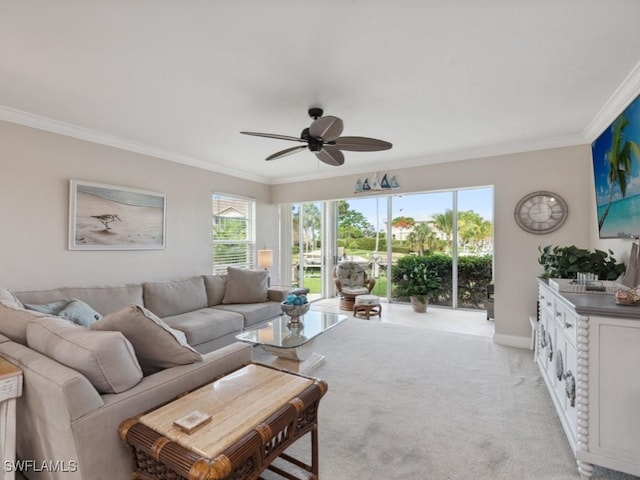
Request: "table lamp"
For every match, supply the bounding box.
[258,249,273,285]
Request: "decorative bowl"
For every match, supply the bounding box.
[281,301,310,318]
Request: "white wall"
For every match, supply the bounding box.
[1,118,601,346]
[271,145,593,346]
[0,121,280,290]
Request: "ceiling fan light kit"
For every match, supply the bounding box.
[241,108,392,167]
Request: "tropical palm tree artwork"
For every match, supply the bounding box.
[598,116,640,229]
[592,95,640,238]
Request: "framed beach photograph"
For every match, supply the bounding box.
[69,180,166,250]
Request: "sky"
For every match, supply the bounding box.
[343,187,493,228]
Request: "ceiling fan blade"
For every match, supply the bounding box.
[265,145,307,161]
[315,146,345,166]
[240,131,304,143]
[309,116,344,142]
[332,136,393,152]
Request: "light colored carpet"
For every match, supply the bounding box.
[256,318,639,480]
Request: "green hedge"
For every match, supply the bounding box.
[391,254,493,308]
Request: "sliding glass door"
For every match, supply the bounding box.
[456,188,494,309]
[291,202,324,300]
[284,187,493,310]
[390,191,454,306]
[336,197,387,297]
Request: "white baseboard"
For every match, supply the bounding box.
[493,333,531,349]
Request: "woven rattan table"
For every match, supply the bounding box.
[119,363,327,480]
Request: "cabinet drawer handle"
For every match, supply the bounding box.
[547,302,552,307]
[556,312,562,317]
[565,371,576,408]
[564,321,573,329]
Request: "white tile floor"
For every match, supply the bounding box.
[311,297,494,338]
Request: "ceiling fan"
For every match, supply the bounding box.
[240,107,392,167]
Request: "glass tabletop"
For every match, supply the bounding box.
[236,310,347,349]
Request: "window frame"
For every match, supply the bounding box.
[212,192,256,274]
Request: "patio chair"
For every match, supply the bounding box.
[333,261,376,311]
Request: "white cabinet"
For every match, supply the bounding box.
[536,280,640,479]
[536,284,579,454]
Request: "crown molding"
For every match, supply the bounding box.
[0,106,270,184]
[0,103,598,186]
[269,133,587,185]
[583,60,640,142]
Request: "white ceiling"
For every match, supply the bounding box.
[2,1,640,185]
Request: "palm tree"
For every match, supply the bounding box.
[458,211,492,253]
[432,210,454,254]
[475,219,493,253]
[407,222,436,255]
[598,115,640,230]
[302,203,321,251]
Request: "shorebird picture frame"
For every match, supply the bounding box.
[69,180,166,250]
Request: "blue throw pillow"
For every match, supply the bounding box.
[58,299,103,327]
[24,300,69,315]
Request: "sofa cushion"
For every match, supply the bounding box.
[16,285,144,316]
[58,299,103,327]
[222,268,268,304]
[143,277,208,318]
[26,317,143,394]
[342,286,370,295]
[214,302,283,329]
[268,286,291,303]
[91,305,202,375]
[336,262,366,288]
[0,303,49,345]
[61,285,144,315]
[203,275,227,306]
[163,308,244,346]
[0,288,23,309]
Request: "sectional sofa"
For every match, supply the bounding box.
[0,269,290,480]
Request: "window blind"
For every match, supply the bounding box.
[212,193,255,274]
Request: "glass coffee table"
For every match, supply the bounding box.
[236,310,347,373]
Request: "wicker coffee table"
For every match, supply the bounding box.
[119,363,327,480]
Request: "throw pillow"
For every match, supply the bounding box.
[91,305,202,375]
[0,303,48,345]
[24,299,69,315]
[203,275,227,306]
[0,288,23,309]
[58,298,103,327]
[26,317,143,394]
[142,276,208,318]
[222,267,268,304]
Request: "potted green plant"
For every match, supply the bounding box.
[391,256,442,312]
[537,244,625,280]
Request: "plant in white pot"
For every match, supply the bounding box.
[391,256,442,313]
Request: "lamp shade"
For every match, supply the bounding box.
[258,249,273,269]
